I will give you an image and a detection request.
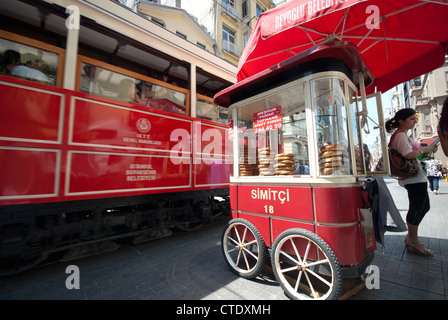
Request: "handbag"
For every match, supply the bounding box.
[388,148,419,178]
[388,133,419,178]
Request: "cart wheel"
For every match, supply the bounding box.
[222,218,267,279]
[271,228,342,300]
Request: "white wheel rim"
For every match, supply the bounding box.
[274,234,335,300]
[223,223,260,274]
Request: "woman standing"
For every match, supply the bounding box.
[385,108,434,256]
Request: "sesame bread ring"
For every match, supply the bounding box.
[319,156,342,163]
[277,160,295,164]
[276,153,294,157]
[275,156,294,161]
[324,161,343,167]
[323,166,344,175]
[321,150,342,158]
[276,170,294,175]
[325,144,346,151]
[274,163,294,167]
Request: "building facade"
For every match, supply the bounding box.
[376,57,448,166]
[138,0,217,55]
[411,56,448,165]
[147,0,276,66]
[216,0,276,66]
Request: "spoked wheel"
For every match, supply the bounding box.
[271,228,342,300]
[221,218,267,279]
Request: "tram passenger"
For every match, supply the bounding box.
[13,63,50,84]
[134,81,155,107]
[81,64,103,96]
[385,108,435,257]
[438,97,448,157]
[1,49,50,83]
[0,49,20,74]
[141,81,155,99]
[117,78,137,103]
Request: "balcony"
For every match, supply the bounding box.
[415,96,430,109]
[222,39,240,56]
[222,3,239,21]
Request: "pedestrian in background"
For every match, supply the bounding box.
[385,108,434,257]
[424,157,442,194]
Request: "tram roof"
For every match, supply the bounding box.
[214,40,373,108]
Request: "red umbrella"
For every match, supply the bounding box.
[237,0,448,95]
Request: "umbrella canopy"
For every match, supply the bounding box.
[237,0,448,95]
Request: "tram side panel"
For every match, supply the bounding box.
[67,95,193,199]
[0,76,230,207]
[0,78,66,205]
[193,121,231,189]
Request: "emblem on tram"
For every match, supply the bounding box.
[136,118,151,133]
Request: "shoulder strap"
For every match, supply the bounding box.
[388,132,397,148]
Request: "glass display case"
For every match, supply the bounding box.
[229,71,387,181]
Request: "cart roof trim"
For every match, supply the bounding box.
[214,39,373,108]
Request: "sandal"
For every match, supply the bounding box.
[404,236,428,249]
[405,241,434,257]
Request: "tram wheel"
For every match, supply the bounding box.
[221,218,267,279]
[271,228,342,300]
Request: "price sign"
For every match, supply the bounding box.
[253,106,282,134]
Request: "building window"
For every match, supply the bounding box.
[197,42,206,50]
[242,0,248,18]
[413,77,421,87]
[422,112,431,132]
[151,17,165,28]
[176,31,187,40]
[222,0,238,20]
[223,0,235,6]
[222,26,235,44]
[244,32,249,47]
[256,4,264,18]
[222,26,239,56]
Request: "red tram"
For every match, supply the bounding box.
[0,0,234,275]
[214,41,389,300]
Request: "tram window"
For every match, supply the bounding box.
[80,62,186,115]
[236,82,308,177]
[312,78,353,176]
[136,79,186,115]
[197,97,228,124]
[0,38,58,86]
